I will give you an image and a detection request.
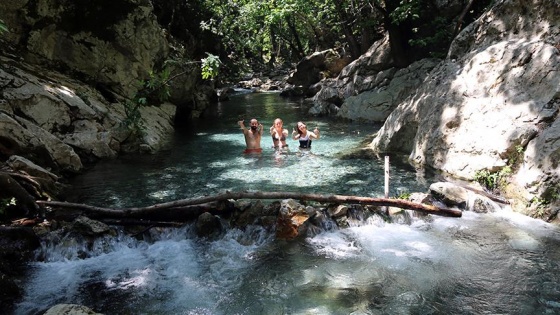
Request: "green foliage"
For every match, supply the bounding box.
[200,0,345,68]
[529,196,549,218]
[143,68,172,102]
[0,197,16,216]
[473,167,511,192]
[201,53,222,80]
[0,19,7,34]
[390,0,421,24]
[509,145,525,166]
[197,0,486,73]
[408,16,452,58]
[526,184,559,219]
[123,99,145,136]
[473,144,526,192]
[122,53,221,133]
[394,191,412,200]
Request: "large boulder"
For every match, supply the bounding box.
[310,34,397,116]
[287,49,351,87]
[276,199,310,240]
[337,59,440,121]
[0,57,176,173]
[369,0,560,209]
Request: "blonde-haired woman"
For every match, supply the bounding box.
[270,118,289,148]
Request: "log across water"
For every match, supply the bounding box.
[36,191,462,219]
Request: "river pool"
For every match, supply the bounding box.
[14,92,560,315]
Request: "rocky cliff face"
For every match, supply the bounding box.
[1,0,170,98]
[0,0,210,174]
[310,0,559,218]
[367,0,560,215]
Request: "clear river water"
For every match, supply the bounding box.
[15,92,560,315]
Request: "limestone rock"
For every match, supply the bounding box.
[327,204,348,218]
[287,49,349,87]
[429,182,503,213]
[337,59,440,121]
[7,155,58,181]
[43,304,103,315]
[369,0,560,207]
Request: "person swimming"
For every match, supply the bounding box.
[238,118,263,154]
[292,121,320,149]
[270,118,289,149]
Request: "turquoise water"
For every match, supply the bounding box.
[65,92,430,208]
[16,92,560,315]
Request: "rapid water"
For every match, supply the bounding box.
[15,92,560,314]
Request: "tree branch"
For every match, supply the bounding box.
[37,191,462,218]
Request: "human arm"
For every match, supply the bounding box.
[292,127,300,140]
[310,127,320,139]
[238,120,248,134]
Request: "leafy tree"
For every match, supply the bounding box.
[197,0,491,77]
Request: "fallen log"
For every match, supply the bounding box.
[36,191,462,218]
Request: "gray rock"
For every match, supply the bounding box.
[7,155,58,181]
[369,0,560,209]
[43,304,103,315]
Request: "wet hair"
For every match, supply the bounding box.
[274,118,283,126]
[295,121,305,135]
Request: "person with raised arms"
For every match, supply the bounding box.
[238,118,263,154]
[292,121,320,149]
[270,117,289,149]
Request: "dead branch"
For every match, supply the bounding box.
[37,191,462,218]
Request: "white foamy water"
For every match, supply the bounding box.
[15,210,560,314]
[18,92,560,314]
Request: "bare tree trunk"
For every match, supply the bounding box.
[37,191,462,219]
[333,1,362,59]
[453,0,475,37]
[285,15,306,58]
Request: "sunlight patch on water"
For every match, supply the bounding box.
[149,189,175,200]
[306,231,362,259]
[218,156,366,193]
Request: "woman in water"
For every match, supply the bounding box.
[270,118,289,149]
[292,121,320,149]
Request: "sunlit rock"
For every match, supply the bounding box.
[430,182,503,213]
[430,182,469,208]
[43,304,103,315]
[328,204,348,218]
[276,199,310,240]
[369,0,560,212]
[337,59,440,121]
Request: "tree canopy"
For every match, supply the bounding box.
[196,0,491,77]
